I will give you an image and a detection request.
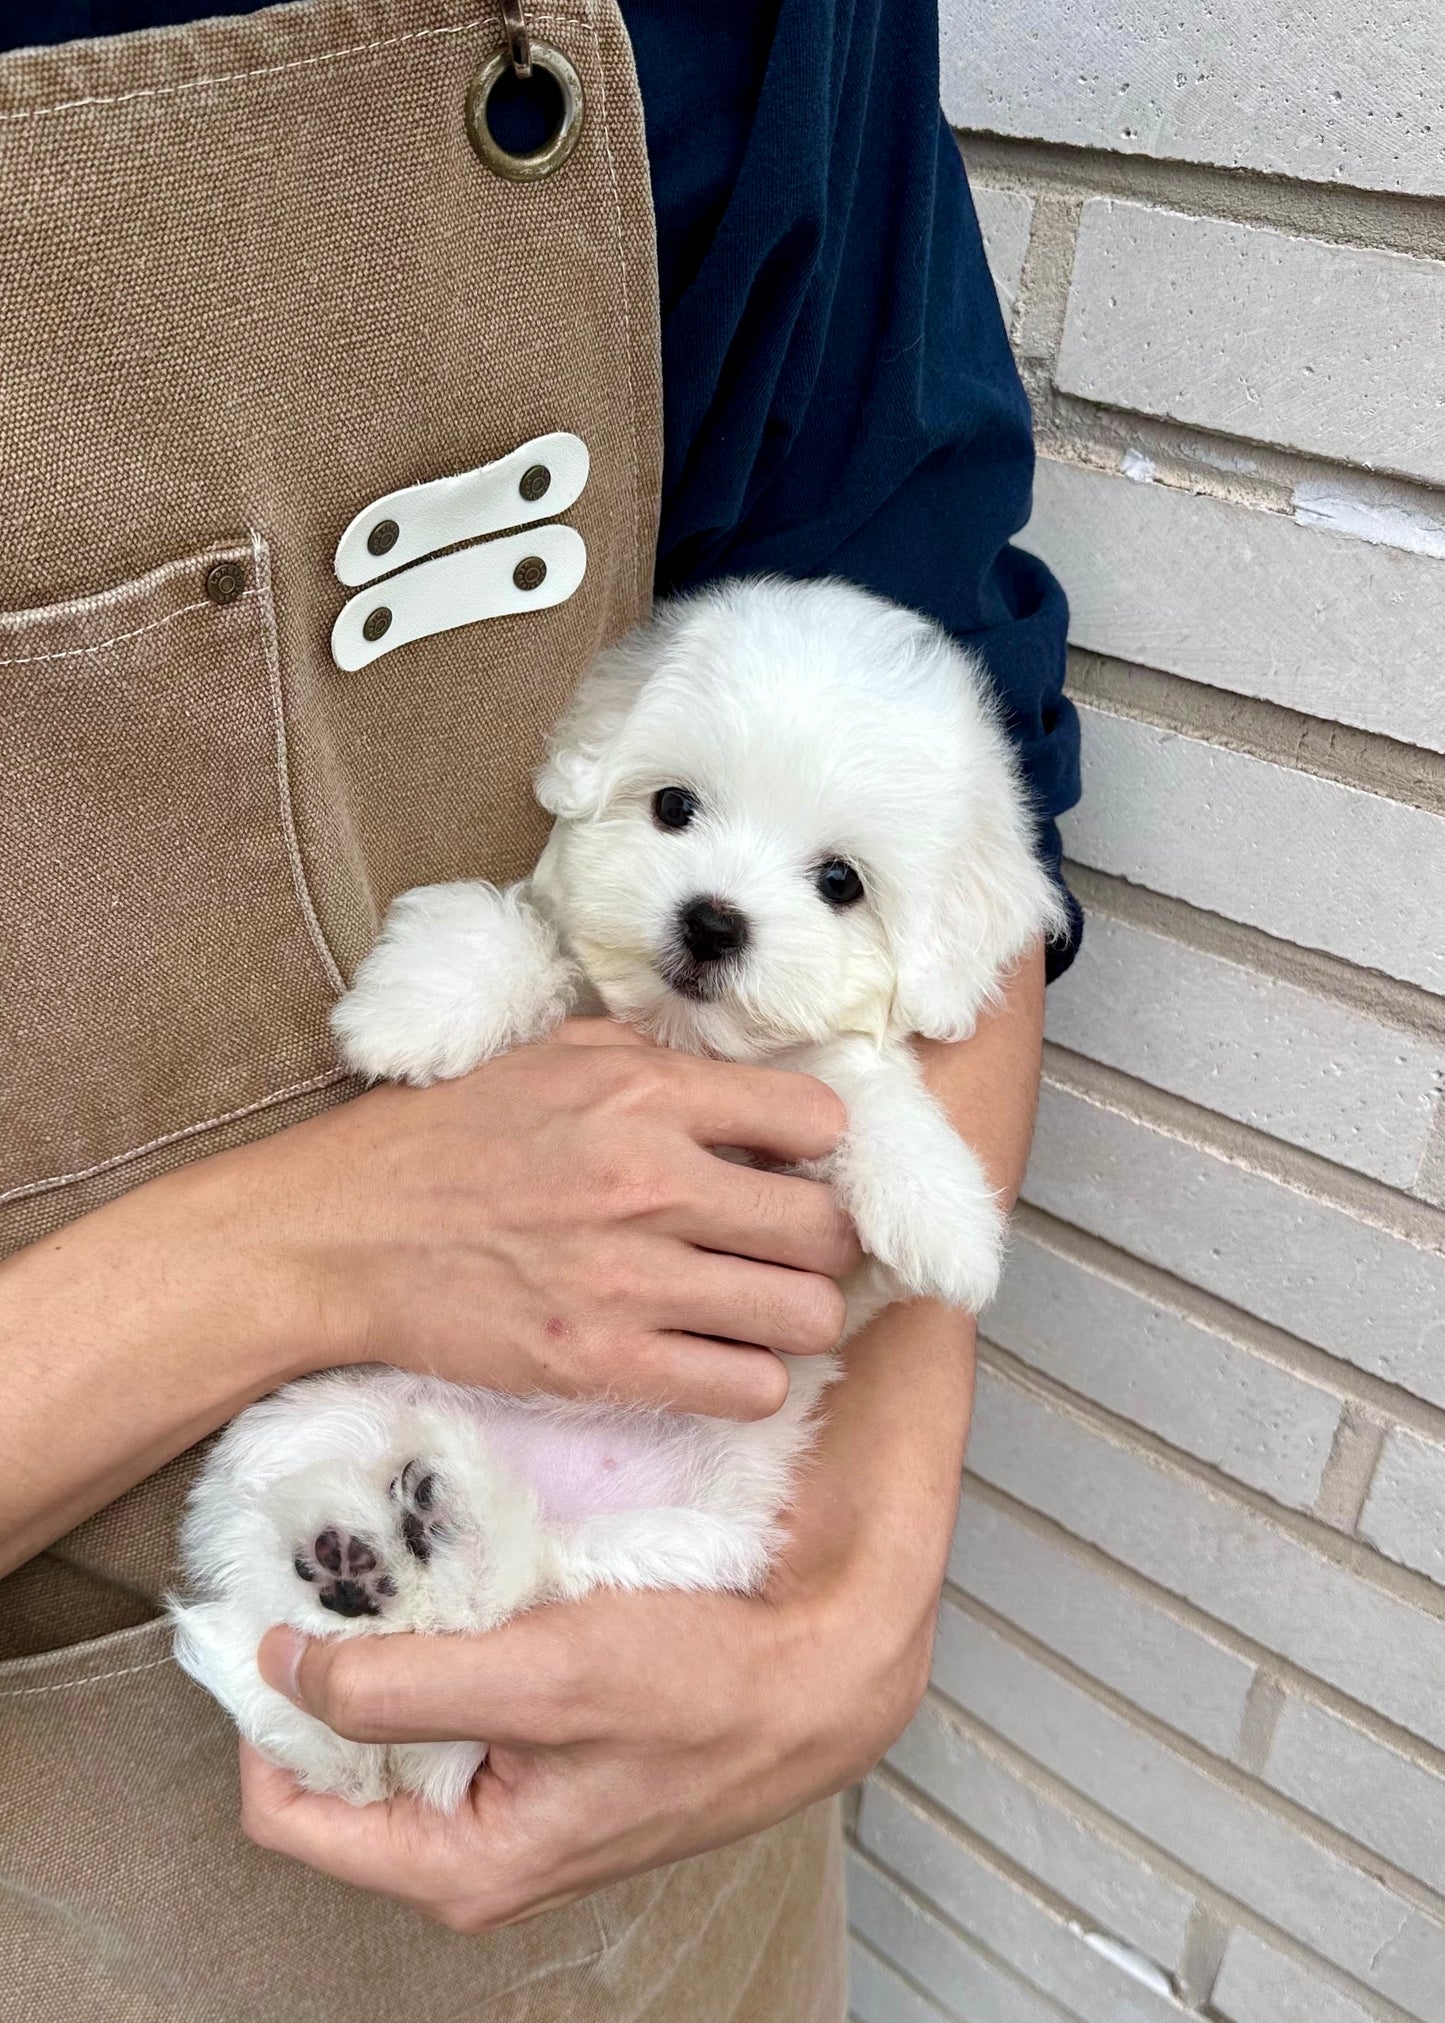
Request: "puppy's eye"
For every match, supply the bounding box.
[816,859,864,908]
[652,786,699,831]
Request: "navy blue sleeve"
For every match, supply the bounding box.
[624,0,1082,976]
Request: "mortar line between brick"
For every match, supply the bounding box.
[1062,863,1445,1041]
[1176,1903,1232,2012]
[1312,1411,1389,1532]
[976,1343,1445,1622]
[1040,1045,1445,1254]
[1008,1200,1445,1445]
[955,1476,1445,1787]
[929,1600,1445,1925]
[1412,1095,1445,1205]
[850,1829,1097,2022]
[954,131,1445,260]
[1031,408,1445,532]
[1232,1674,1289,1776]
[1039,386,1445,523]
[1009,188,1081,368]
[869,1766,1429,2023]
[1068,651,1445,816]
[845,1929,974,2023]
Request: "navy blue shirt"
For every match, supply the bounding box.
[6,0,1082,973]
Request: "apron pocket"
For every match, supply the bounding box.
[0,536,348,1231]
[0,1621,610,2022]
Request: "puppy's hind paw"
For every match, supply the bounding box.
[289,1459,450,1623]
[391,1458,448,1566]
[293,1527,396,1619]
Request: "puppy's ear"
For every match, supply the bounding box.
[535,617,670,821]
[892,679,1068,1042]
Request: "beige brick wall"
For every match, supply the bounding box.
[849,9,1445,2019]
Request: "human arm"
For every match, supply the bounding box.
[0,1026,859,1578]
[238,943,1046,1926]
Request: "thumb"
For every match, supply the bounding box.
[256,1619,589,1748]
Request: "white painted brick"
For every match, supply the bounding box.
[1044,910,1445,1189]
[857,1787,1191,2023]
[940,1,1445,199]
[1358,1430,1445,1586]
[1062,705,1445,993]
[970,185,1033,329]
[948,1488,1256,1755]
[987,1228,1342,1508]
[849,1941,954,2023]
[1024,458,1445,754]
[848,1859,1070,2023]
[1265,1695,1445,1898]
[1057,204,1445,485]
[1026,1080,1445,1409]
[1211,1930,1381,2023]
[968,1367,1445,1756]
[930,1594,1445,2017]
[890,1698,1196,1970]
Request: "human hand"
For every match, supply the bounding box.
[240,1297,971,1929]
[242,1019,858,1419]
[236,949,1047,1922]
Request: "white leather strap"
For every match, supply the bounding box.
[333,432,590,587]
[330,523,587,673]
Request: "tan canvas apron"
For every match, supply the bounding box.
[0,3,845,2014]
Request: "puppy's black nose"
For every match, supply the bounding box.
[679,896,749,965]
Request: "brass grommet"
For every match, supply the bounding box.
[204,560,245,605]
[513,555,547,592]
[518,464,552,503]
[362,606,392,642]
[367,518,400,557]
[465,42,584,182]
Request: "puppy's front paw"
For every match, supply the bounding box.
[332,880,575,1085]
[837,1137,1004,1313]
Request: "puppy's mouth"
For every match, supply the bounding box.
[658,954,729,1003]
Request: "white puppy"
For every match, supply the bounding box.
[172,577,1063,1812]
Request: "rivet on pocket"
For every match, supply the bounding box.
[204,561,246,605]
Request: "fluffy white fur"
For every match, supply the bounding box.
[173,576,1064,1812]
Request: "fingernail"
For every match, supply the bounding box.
[258,1626,307,1704]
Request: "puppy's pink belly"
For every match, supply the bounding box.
[483,1412,693,1522]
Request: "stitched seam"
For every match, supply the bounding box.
[0,1656,172,1699]
[0,1068,351,1205]
[587,1,645,621]
[0,8,590,125]
[0,596,221,666]
[251,531,346,996]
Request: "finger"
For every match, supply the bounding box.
[664,1057,848,1164]
[669,1155,862,1277]
[641,1334,792,1419]
[256,1614,601,1749]
[238,1741,476,1908]
[652,1247,846,1358]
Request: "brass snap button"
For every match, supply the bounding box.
[518,464,551,504]
[204,560,245,605]
[367,519,400,557]
[465,41,584,182]
[513,556,547,592]
[362,606,392,642]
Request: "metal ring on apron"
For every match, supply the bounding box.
[465,41,585,182]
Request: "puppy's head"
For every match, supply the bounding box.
[531,578,1065,1059]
